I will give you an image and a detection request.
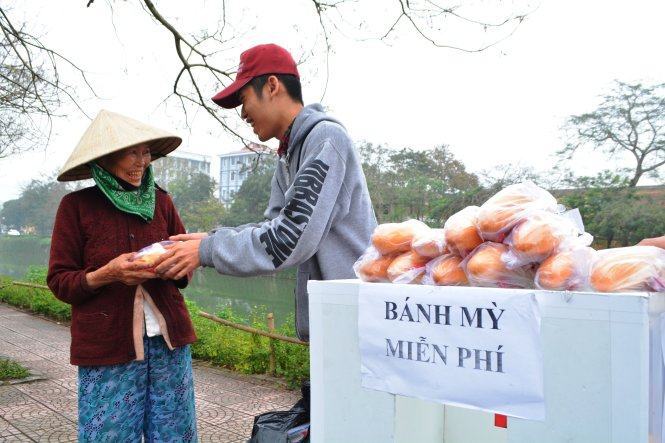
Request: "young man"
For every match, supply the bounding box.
[154,43,377,340]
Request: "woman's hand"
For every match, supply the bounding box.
[86,253,157,289]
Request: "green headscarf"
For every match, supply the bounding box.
[90,162,156,222]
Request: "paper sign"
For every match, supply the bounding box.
[358,284,545,420]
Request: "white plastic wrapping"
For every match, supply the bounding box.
[371,219,430,255]
[353,246,395,283]
[387,251,430,284]
[411,228,447,258]
[503,210,593,268]
[443,206,483,258]
[132,240,174,266]
[422,253,468,286]
[590,246,665,293]
[462,242,535,289]
[535,247,596,291]
[476,181,559,242]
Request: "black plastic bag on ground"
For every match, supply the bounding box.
[300,380,310,412]
[248,381,310,443]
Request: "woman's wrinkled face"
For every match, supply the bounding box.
[100,144,151,186]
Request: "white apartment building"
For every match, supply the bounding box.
[219,143,274,205]
[152,151,211,187]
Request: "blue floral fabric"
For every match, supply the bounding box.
[78,336,197,442]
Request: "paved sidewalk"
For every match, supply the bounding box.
[0,303,300,442]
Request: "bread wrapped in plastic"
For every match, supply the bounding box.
[132,241,174,266]
[423,254,468,286]
[535,247,595,291]
[590,246,665,293]
[444,206,483,257]
[387,251,430,284]
[371,219,430,255]
[463,242,535,289]
[411,228,447,258]
[353,247,395,283]
[476,181,559,242]
[503,210,592,268]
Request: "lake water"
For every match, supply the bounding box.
[0,237,296,326]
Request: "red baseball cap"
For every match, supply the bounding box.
[212,43,299,109]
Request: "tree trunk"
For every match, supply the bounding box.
[605,233,614,249]
[630,159,643,187]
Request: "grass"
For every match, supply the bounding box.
[0,358,29,381]
[187,301,309,387]
[0,268,310,387]
[0,271,71,322]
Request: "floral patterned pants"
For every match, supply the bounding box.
[78,336,197,442]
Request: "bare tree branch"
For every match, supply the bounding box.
[0,5,95,159]
[562,81,665,186]
[136,0,260,150]
[88,0,533,152]
[311,0,532,53]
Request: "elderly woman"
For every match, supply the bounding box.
[47,110,197,442]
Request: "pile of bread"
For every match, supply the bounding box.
[354,182,665,293]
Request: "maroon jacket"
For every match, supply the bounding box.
[47,186,197,366]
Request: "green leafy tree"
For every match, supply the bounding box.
[180,199,228,233]
[592,197,665,247]
[0,198,26,230]
[357,142,393,221]
[165,171,228,233]
[358,143,478,224]
[556,171,665,248]
[168,171,217,210]
[222,159,275,227]
[562,81,665,187]
[0,176,74,235]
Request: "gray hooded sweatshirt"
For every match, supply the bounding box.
[199,103,377,340]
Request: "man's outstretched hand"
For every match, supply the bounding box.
[637,235,665,249]
[153,233,208,280]
[170,233,208,241]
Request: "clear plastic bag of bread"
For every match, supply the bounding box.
[387,251,431,284]
[353,246,396,283]
[476,181,559,242]
[411,228,447,259]
[535,247,596,291]
[589,246,665,293]
[371,219,430,255]
[462,242,535,289]
[503,210,593,268]
[422,254,469,286]
[444,206,483,257]
[132,241,174,266]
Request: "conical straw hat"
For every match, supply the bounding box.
[57,109,182,182]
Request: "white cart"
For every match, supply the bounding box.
[308,280,665,443]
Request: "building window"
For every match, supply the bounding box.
[231,172,235,181]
